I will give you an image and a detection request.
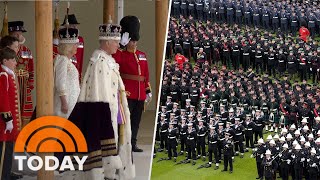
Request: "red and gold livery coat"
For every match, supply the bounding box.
[113,49,151,101]
[0,66,21,141]
[16,44,34,127]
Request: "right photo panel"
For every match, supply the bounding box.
[151,0,320,180]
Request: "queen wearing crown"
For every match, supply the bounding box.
[68,20,135,180]
[54,27,80,119]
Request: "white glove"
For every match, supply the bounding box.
[276,147,279,151]
[292,154,296,159]
[4,120,13,134]
[120,32,131,46]
[250,154,254,158]
[301,158,305,162]
[317,69,319,72]
[287,159,291,164]
[310,68,312,71]
[312,163,317,167]
[145,93,152,103]
[260,154,264,159]
[307,159,310,162]
[279,153,282,157]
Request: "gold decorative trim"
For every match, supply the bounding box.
[100,138,116,145]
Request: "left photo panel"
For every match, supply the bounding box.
[0,1,169,180]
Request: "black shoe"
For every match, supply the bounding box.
[167,157,172,160]
[229,170,233,173]
[132,146,143,152]
[214,166,219,170]
[174,158,177,162]
[205,163,211,168]
[202,157,206,161]
[240,154,244,158]
[221,169,227,172]
[153,154,156,158]
[192,161,196,165]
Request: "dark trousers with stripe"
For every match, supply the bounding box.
[0,142,13,180]
[128,99,145,147]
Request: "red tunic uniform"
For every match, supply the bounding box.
[299,27,310,42]
[113,49,151,101]
[16,45,34,127]
[175,54,186,70]
[0,66,21,141]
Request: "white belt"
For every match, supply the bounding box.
[198,134,206,137]
[212,100,218,103]
[279,60,284,63]
[210,141,217,144]
[174,2,180,4]
[243,53,249,55]
[300,63,306,65]
[194,47,199,49]
[180,132,186,135]
[310,21,315,23]
[288,62,294,64]
[263,15,269,17]
[191,94,198,96]
[236,133,242,136]
[220,7,224,9]
[269,58,274,60]
[227,8,233,10]
[253,106,258,109]
[182,2,186,5]
[292,20,297,22]
[161,130,167,132]
[247,128,253,131]
[204,46,210,48]
[183,93,189,95]
[256,56,262,58]
[302,116,309,119]
[222,99,227,102]
[256,124,262,126]
[171,92,177,94]
[271,109,277,112]
[183,42,190,44]
[189,4,194,6]
[233,49,239,51]
[262,107,268,110]
[168,137,176,139]
[264,52,268,54]
[196,3,202,6]
[187,137,195,140]
[230,103,237,106]
[221,118,227,120]
[223,49,229,51]
[254,14,259,16]
[220,138,225,141]
[236,10,241,12]
[281,18,287,20]
[245,12,250,14]
[273,17,279,18]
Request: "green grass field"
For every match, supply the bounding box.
[150,132,282,180]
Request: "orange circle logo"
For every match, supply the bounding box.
[14,116,88,153]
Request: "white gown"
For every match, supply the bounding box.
[53,54,80,119]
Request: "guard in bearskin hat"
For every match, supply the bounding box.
[113,15,152,152]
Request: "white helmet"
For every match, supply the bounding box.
[295,144,302,150]
[229,108,234,113]
[265,149,272,155]
[294,130,300,135]
[308,133,314,139]
[301,118,308,123]
[267,135,273,140]
[280,136,286,142]
[315,116,320,121]
[303,125,309,131]
[290,124,296,129]
[311,148,317,154]
[305,141,311,147]
[282,143,288,149]
[281,127,288,134]
[316,138,320,143]
[269,140,276,145]
[292,140,298,146]
[317,130,320,135]
[300,136,306,142]
[273,134,279,139]
[286,133,293,139]
[258,138,264,144]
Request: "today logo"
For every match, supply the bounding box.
[14,116,88,171]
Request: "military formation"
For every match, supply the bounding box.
[167,15,320,83]
[172,0,320,37]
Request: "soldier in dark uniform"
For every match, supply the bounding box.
[179,118,188,155]
[271,8,280,32]
[307,148,318,180]
[202,36,212,64]
[280,9,289,34]
[252,6,260,28]
[262,150,278,180]
[221,133,234,173]
[252,138,266,180]
[170,80,180,103]
[186,122,197,165]
[267,47,277,76]
[231,39,241,70]
[192,36,201,61]
[180,81,190,109]
[233,118,245,158]
[188,0,196,18]
[207,125,220,169]
[226,0,234,24]
[182,32,192,59]
[308,12,317,38]
[203,0,210,21]
[217,123,225,162]
[279,143,291,180]
[158,115,169,152]
[181,0,188,18]
[243,3,252,26]
[218,0,226,23]
[255,44,263,74]
[172,0,181,18]
[189,81,200,107]
[290,12,299,36]
[244,114,254,150]
[167,122,178,161]
[196,48,207,67]
[222,39,231,69]
[195,0,204,20]
[242,41,251,71]
[277,50,286,77]
[254,110,264,144]
[196,119,207,160]
[235,1,243,25]
[287,51,297,80]
[292,144,304,180]
[161,79,170,106]
[262,6,270,30]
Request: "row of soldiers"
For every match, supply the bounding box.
[171,0,320,36]
[167,17,320,82]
